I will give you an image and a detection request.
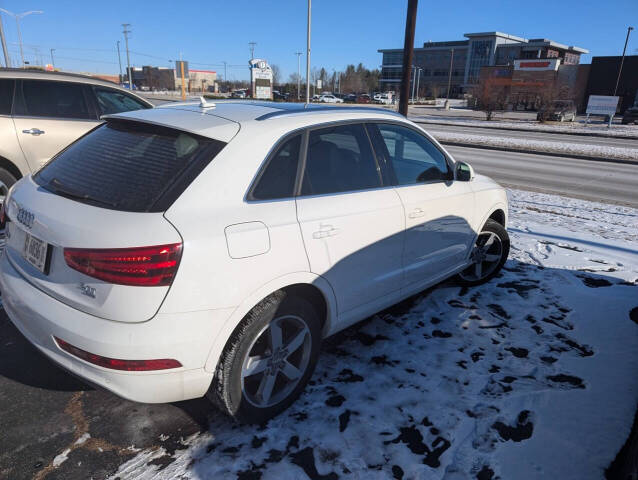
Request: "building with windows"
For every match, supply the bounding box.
[585,56,638,114]
[378,32,588,96]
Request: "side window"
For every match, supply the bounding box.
[374,123,450,185]
[0,79,15,115]
[21,80,92,119]
[251,134,301,200]
[93,87,151,115]
[301,123,381,196]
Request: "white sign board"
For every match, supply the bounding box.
[586,95,619,116]
[249,58,273,100]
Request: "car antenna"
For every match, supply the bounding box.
[199,96,216,109]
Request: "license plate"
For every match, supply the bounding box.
[23,233,50,274]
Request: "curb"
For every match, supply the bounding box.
[413,119,638,141]
[438,141,638,165]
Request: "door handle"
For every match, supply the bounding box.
[312,224,340,239]
[22,128,45,136]
[408,208,425,219]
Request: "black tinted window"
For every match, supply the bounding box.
[301,124,381,196]
[21,80,92,119]
[93,87,151,115]
[0,79,14,115]
[34,121,225,212]
[252,134,301,200]
[374,123,450,184]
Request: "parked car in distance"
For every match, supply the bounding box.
[0,100,509,423]
[621,106,638,125]
[357,94,372,104]
[319,94,343,103]
[537,100,576,122]
[231,90,248,98]
[273,90,289,101]
[0,69,153,196]
[343,93,357,103]
[374,93,393,105]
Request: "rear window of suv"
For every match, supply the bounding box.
[34,120,225,212]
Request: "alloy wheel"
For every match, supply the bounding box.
[458,231,503,282]
[241,315,312,408]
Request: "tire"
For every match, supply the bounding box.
[456,219,510,287]
[208,291,322,424]
[0,167,18,196]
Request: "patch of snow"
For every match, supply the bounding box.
[109,189,638,480]
[52,448,71,468]
[74,433,91,446]
[412,116,638,138]
[432,131,638,161]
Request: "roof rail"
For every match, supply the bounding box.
[256,105,403,121]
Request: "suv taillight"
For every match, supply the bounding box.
[64,243,182,287]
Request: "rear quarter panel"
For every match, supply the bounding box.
[0,116,29,176]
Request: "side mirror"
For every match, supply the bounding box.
[455,161,475,182]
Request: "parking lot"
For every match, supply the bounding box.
[1,189,637,480]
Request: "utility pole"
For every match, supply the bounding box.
[398,0,417,116]
[122,24,133,91]
[49,48,55,68]
[222,61,227,83]
[614,26,634,97]
[0,14,9,67]
[179,51,186,101]
[116,41,123,83]
[249,41,256,60]
[306,0,311,104]
[295,51,302,100]
[444,48,454,110]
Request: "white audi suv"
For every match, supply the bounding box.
[0,100,509,423]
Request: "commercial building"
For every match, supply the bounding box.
[378,32,588,96]
[585,56,638,114]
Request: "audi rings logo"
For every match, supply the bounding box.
[17,207,35,229]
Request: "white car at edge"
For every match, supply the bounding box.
[319,94,343,104]
[0,100,509,423]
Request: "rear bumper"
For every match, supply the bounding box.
[0,252,234,403]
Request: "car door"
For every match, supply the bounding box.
[368,122,475,292]
[12,79,101,171]
[295,122,405,321]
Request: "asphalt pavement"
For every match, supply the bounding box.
[445,144,638,207]
[421,122,638,150]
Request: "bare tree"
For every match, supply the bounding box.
[270,64,281,86]
[474,77,507,120]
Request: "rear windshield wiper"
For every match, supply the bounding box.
[46,178,120,209]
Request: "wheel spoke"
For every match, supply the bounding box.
[280,361,301,381]
[257,371,277,404]
[243,356,269,377]
[269,321,283,350]
[483,233,496,249]
[475,261,483,278]
[285,329,307,355]
[485,254,500,262]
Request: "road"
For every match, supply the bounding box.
[421,122,638,150]
[445,144,638,207]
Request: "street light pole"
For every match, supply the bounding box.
[49,48,55,68]
[0,9,43,68]
[415,67,421,102]
[410,66,416,103]
[122,24,133,90]
[249,41,256,60]
[305,0,311,104]
[445,48,455,110]
[613,26,634,97]
[116,41,123,83]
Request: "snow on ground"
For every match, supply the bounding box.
[412,115,638,139]
[110,190,638,480]
[431,131,638,161]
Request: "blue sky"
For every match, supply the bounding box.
[1,0,636,80]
